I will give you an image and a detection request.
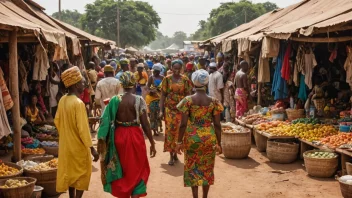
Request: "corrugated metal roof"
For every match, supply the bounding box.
[204,0,352,45]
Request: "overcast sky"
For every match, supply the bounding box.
[34,0,300,37]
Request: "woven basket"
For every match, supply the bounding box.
[254,130,267,152]
[43,146,58,157]
[221,127,251,159]
[303,150,338,178]
[22,152,45,160]
[346,162,352,175]
[286,109,305,121]
[267,139,299,164]
[26,156,54,163]
[338,179,352,198]
[0,162,23,179]
[0,177,36,198]
[37,179,59,197]
[24,168,57,182]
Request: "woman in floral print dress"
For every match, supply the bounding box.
[159,59,192,166]
[176,69,223,198]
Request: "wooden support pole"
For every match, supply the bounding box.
[257,82,262,105]
[9,29,21,162]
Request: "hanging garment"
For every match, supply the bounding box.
[281,43,291,81]
[344,46,352,88]
[258,51,270,83]
[304,48,317,89]
[53,35,68,61]
[272,42,288,100]
[19,60,29,92]
[298,74,307,102]
[0,68,13,110]
[0,89,11,139]
[33,45,50,81]
[293,45,305,87]
[261,37,280,58]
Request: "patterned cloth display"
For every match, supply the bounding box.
[177,96,223,187]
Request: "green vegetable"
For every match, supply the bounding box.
[292,118,320,125]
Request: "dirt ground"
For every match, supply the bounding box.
[56,131,343,198]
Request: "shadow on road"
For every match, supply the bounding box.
[264,160,305,172]
[92,164,99,172]
[219,156,260,169]
[160,162,184,177]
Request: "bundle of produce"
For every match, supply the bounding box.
[252,118,269,125]
[0,179,29,188]
[255,121,289,131]
[0,163,21,177]
[320,133,352,149]
[269,107,285,114]
[223,125,248,133]
[21,148,45,155]
[16,161,38,170]
[17,159,58,171]
[292,118,320,125]
[304,151,338,159]
[36,134,58,141]
[241,114,266,124]
[266,123,338,141]
[40,141,58,147]
[21,137,33,145]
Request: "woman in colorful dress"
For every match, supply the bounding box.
[176,69,223,198]
[98,71,156,198]
[146,64,164,136]
[159,59,192,166]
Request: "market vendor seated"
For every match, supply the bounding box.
[309,76,328,116]
[25,94,46,125]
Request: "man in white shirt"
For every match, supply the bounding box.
[95,65,121,112]
[208,62,224,103]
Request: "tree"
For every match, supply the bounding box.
[192,0,278,40]
[52,9,83,29]
[172,31,187,47]
[149,31,173,50]
[81,0,161,48]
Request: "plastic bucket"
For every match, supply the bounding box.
[31,186,43,198]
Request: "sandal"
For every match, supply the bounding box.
[168,160,175,166]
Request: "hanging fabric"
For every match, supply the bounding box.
[0,68,12,138]
[19,60,29,93]
[272,42,288,100]
[293,45,305,87]
[344,46,352,88]
[281,43,291,81]
[33,45,50,81]
[258,51,270,83]
[298,74,307,102]
[304,47,317,89]
[0,68,13,111]
[261,37,280,58]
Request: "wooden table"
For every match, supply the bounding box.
[235,119,256,145]
[253,129,296,152]
[336,148,352,175]
[299,139,333,159]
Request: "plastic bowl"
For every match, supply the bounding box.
[272,113,285,121]
[339,125,351,133]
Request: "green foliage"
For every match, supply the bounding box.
[52,9,83,29]
[81,0,161,47]
[191,0,278,41]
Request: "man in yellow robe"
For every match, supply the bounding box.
[54,66,99,198]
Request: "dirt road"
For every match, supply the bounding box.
[58,132,342,198]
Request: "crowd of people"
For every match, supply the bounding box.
[54,52,250,198]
